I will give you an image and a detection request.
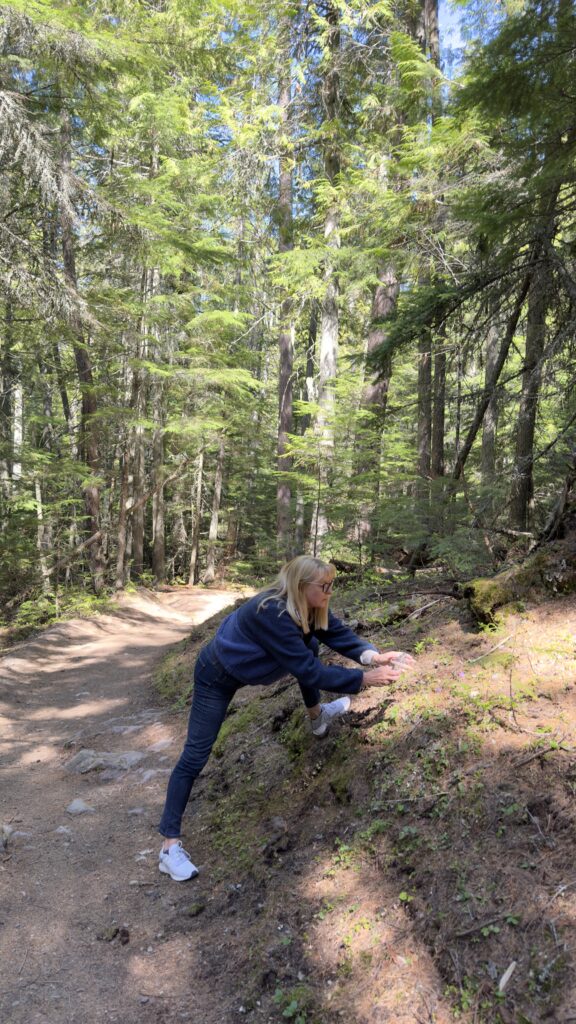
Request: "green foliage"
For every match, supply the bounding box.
[390,31,443,93]
[1,585,114,643]
[1,0,575,608]
[273,985,313,1023]
[153,641,193,705]
[212,701,262,758]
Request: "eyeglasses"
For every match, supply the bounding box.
[312,580,334,594]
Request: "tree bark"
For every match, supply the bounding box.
[353,268,397,551]
[425,0,444,481]
[42,216,72,433]
[417,331,432,487]
[151,368,166,582]
[294,305,318,553]
[60,115,105,593]
[311,2,341,552]
[131,266,154,578]
[0,299,15,499]
[481,322,500,504]
[452,275,531,480]
[34,476,52,593]
[115,446,130,590]
[276,50,294,560]
[202,436,225,584]
[189,448,204,585]
[431,339,446,478]
[170,476,188,580]
[35,357,55,585]
[424,0,440,66]
[510,262,549,529]
[132,141,160,577]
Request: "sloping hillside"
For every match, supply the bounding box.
[151,583,576,1024]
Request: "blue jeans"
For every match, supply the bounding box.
[158,639,321,838]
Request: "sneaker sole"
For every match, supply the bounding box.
[159,861,199,881]
[312,725,329,739]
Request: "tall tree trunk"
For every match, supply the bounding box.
[417,331,432,490]
[0,299,15,498]
[42,216,72,434]
[202,436,225,584]
[453,274,531,480]
[510,264,550,529]
[424,0,440,66]
[294,488,305,554]
[35,356,56,583]
[224,513,239,561]
[12,375,22,485]
[52,341,72,434]
[0,417,11,503]
[276,52,294,560]
[353,268,397,553]
[131,266,153,579]
[115,444,130,589]
[508,116,564,529]
[151,328,166,582]
[295,305,318,552]
[60,115,105,593]
[277,319,294,558]
[151,418,165,581]
[131,426,146,577]
[34,476,52,593]
[311,2,341,552]
[132,143,160,577]
[170,478,188,580]
[424,0,445,482]
[188,448,204,585]
[431,338,446,477]
[481,322,500,507]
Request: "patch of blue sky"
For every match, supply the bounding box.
[441,0,508,71]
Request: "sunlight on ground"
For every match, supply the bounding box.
[297,848,453,1023]
[0,712,16,735]
[27,698,127,721]
[126,937,203,1001]
[18,743,61,765]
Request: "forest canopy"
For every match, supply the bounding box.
[0,0,575,614]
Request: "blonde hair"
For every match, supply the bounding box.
[258,555,336,632]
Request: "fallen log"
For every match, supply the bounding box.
[464,530,576,624]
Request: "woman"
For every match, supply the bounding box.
[158,555,414,881]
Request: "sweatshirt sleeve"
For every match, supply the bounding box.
[314,610,378,663]
[252,601,365,695]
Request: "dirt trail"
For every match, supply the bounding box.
[0,587,240,1024]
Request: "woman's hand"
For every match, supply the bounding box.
[371,650,416,669]
[362,650,416,688]
[362,664,402,687]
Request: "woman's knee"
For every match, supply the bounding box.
[175,740,214,778]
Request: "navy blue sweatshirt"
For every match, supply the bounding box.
[213,591,376,695]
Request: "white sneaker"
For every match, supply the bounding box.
[159,841,199,881]
[310,696,352,738]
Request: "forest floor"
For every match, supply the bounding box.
[0,580,575,1024]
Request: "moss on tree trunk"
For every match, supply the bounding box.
[465,532,576,624]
